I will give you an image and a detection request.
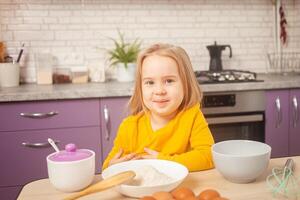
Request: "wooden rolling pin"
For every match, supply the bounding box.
[64,171,135,200]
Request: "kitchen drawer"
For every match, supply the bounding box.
[0,186,22,200]
[0,127,102,187]
[0,99,100,132]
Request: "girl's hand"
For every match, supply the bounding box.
[108,149,140,167]
[141,148,159,159]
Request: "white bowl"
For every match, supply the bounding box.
[46,149,95,192]
[102,159,188,198]
[212,140,271,183]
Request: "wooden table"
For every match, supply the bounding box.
[17,156,300,200]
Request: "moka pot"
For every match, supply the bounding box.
[207,41,232,71]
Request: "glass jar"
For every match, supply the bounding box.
[53,68,72,84]
[87,60,105,82]
[35,53,53,84]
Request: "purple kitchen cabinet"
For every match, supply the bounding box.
[0,127,102,200]
[100,97,130,168]
[0,99,100,132]
[0,186,22,200]
[0,98,102,200]
[289,89,300,156]
[265,89,300,158]
[265,90,289,158]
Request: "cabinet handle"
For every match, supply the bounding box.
[103,105,110,141]
[22,140,60,148]
[275,97,282,128]
[20,111,59,118]
[292,96,299,127]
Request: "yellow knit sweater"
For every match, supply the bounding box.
[102,103,215,172]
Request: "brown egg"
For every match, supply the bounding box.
[184,196,199,200]
[140,196,157,200]
[171,187,195,200]
[152,191,174,200]
[198,189,220,200]
[212,197,229,200]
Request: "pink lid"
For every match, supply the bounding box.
[49,143,93,162]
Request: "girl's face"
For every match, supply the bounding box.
[141,55,184,120]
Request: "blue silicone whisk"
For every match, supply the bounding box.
[266,158,300,199]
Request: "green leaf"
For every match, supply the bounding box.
[106,30,142,68]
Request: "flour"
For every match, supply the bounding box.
[125,165,173,186]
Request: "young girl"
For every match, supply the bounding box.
[102,43,214,172]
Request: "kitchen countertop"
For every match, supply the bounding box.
[17,156,300,200]
[1,73,300,102]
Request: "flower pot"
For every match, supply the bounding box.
[115,63,136,82]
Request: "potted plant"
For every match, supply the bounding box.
[107,31,142,82]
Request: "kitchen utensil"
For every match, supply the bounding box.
[207,41,232,71]
[64,170,135,200]
[48,138,60,153]
[102,159,188,198]
[0,42,5,63]
[212,140,271,183]
[47,143,95,192]
[266,158,300,198]
[16,43,25,63]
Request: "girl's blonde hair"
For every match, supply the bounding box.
[128,43,202,115]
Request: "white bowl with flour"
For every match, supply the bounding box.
[102,159,188,198]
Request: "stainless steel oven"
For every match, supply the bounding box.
[201,91,265,143]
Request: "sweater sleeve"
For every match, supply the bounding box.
[157,111,215,172]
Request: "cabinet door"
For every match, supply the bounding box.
[265,90,289,158]
[289,89,300,156]
[0,127,102,187]
[0,186,22,200]
[100,97,130,167]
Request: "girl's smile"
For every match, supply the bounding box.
[153,99,169,108]
[153,99,169,103]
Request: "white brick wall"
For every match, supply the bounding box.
[0,0,299,83]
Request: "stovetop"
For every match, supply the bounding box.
[195,70,264,84]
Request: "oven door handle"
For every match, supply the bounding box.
[206,114,263,125]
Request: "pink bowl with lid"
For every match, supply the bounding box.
[46,143,95,192]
